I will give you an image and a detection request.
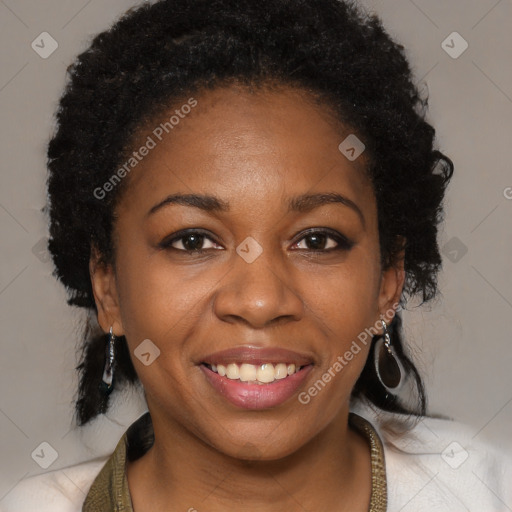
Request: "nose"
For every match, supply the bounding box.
[212,246,304,329]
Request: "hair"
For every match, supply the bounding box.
[46,0,453,425]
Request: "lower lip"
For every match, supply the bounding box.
[200,364,313,410]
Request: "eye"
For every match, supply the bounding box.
[291,228,354,252]
[159,228,353,254]
[159,229,223,252]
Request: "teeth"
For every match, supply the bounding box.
[208,362,303,383]
[226,363,240,379]
[239,363,257,382]
[257,363,275,383]
[275,363,288,380]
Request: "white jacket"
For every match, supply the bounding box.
[2,406,511,511]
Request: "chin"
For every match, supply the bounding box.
[203,420,313,462]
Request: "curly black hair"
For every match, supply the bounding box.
[46,0,453,425]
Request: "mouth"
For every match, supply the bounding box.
[198,345,315,409]
[201,361,308,385]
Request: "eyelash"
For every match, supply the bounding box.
[158,228,354,254]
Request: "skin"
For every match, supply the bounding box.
[90,84,405,512]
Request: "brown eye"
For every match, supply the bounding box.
[297,233,335,250]
[175,233,207,251]
[159,230,223,252]
[292,229,354,252]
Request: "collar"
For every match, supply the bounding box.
[82,412,387,511]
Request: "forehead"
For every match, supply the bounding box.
[116,84,374,217]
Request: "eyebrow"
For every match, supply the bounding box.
[147,192,365,226]
[288,192,365,227]
[146,193,230,217]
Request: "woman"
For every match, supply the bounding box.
[3,0,511,510]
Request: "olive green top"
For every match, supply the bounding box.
[83,412,387,511]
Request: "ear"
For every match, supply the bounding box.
[89,245,124,336]
[377,241,405,324]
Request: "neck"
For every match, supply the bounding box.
[127,408,372,512]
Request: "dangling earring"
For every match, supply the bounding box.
[99,326,116,396]
[374,317,404,393]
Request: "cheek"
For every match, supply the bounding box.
[113,250,209,409]
[303,250,382,338]
[114,245,213,348]
[298,247,381,403]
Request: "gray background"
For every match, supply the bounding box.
[1,0,511,501]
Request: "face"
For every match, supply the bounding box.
[90,84,403,460]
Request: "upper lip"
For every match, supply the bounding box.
[200,346,314,367]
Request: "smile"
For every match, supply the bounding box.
[203,362,304,384]
[198,345,315,409]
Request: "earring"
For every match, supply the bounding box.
[99,326,116,396]
[374,317,404,393]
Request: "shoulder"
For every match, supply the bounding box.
[0,457,108,512]
[355,404,512,511]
